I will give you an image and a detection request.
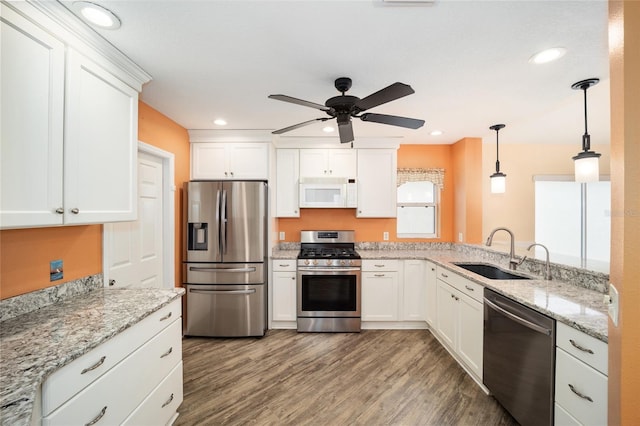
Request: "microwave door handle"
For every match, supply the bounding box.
[221,189,227,254]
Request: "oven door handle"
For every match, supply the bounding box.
[298,267,361,272]
[484,297,552,336]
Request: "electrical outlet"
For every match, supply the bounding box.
[608,283,619,326]
[279,231,285,241]
[50,259,63,281]
[458,232,463,242]
[383,231,389,241]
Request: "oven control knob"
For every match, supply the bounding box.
[304,259,310,265]
[312,259,318,266]
[340,260,347,266]
[326,259,333,266]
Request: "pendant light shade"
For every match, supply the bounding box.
[572,78,601,183]
[489,124,506,193]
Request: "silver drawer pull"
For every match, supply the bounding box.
[85,406,107,425]
[374,264,385,267]
[160,312,172,321]
[441,273,449,278]
[278,264,290,267]
[569,339,594,354]
[374,274,385,277]
[160,347,173,358]
[568,384,594,402]
[465,285,474,291]
[71,207,80,214]
[162,393,174,408]
[81,356,106,374]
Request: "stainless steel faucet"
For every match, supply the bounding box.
[527,243,552,280]
[486,227,522,270]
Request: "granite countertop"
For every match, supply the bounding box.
[0,287,185,426]
[272,247,609,343]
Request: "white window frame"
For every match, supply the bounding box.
[396,180,440,239]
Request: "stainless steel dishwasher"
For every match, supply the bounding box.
[483,288,556,426]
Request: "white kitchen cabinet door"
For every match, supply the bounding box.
[356,149,397,218]
[191,143,268,180]
[425,261,437,327]
[0,7,65,228]
[64,49,138,224]
[403,260,426,321]
[275,149,300,217]
[299,149,356,178]
[362,271,400,321]
[435,280,457,349]
[272,271,297,321]
[457,292,483,379]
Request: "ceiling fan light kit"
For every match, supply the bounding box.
[269,77,425,144]
[571,78,601,183]
[489,123,506,194]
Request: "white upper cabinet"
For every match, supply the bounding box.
[191,143,268,180]
[299,149,356,178]
[0,2,148,229]
[275,149,300,217]
[1,7,65,228]
[356,149,397,218]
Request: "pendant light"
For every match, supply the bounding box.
[571,78,601,183]
[489,124,506,193]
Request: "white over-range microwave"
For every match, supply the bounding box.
[299,177,357,208]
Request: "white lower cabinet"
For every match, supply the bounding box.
[41,299,183,426]
[271,260,297,326]
[361,260,400,321]
[434,267,483,380]
[554,323,608,426]
[403,260,426,321]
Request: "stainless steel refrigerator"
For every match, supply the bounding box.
[183,181,267,337]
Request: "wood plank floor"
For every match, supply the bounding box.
[175,329,518,426]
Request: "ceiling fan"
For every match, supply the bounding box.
[268,77,425,144]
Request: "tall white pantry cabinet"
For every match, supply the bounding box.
[0,2,150,229]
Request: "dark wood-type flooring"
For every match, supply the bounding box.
[175,329,517,426]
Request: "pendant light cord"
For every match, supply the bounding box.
[495,129,501,173]
[582,84,591,152]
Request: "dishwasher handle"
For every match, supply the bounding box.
[484,297,552,336]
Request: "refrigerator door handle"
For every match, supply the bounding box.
[189,266,257,273]
[189,288,257,295]
[215,188,221,256]
[221,189,228,255]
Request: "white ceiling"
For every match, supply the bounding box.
[64,0,611,145]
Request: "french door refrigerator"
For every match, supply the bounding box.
[183,181,267,337]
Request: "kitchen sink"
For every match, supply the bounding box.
[453,263,531,280]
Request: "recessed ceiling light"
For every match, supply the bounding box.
[529,47,567,64]
[73,1,121,29]
[213,118,227,126]
[430,130,443,136]
[322,126,335,133]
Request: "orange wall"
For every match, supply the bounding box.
[0,101,189,300]
[451,137,483,244]
[276,143,471,243]
[608,1,640,424]
[138,101,190,288]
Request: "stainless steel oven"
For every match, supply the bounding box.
[296,230,361,332]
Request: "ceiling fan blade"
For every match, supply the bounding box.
[272,118,328,134]
[355,82,415,111]
[338,121,354,143]
[360,113,425,129]
[268,94,331,111]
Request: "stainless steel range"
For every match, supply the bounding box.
[297,230,361,333]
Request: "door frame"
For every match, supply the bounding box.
[102,141,175,288]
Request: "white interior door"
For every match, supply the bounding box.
[105,151,164,288]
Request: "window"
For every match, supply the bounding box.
[397,181,439,238]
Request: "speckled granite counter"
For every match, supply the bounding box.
[0,287,185,426]
[272,246,609,343]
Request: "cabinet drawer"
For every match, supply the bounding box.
[436,266,483,302]
[43,318,182,426]
[42,298,182,415]
[122,361,183,426]
[555,348,607,426]
[272,259,297,271]
[362,259,399,271]
[557,322,607,375]
[554,402,581,426]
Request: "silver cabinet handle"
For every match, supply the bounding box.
[278,264,290,267]
[291,277,295,280]
[465,285,474,291]
[569,339,594,354]
[55,207,64,214]
[160,312,172,321]
[568,384,593,402]
[224,172,228,176]
[161,393,174,408]
[85,406,107,426]
[160,347,173,358]
[108,279,115,286]
[441,273,449,278]
[431,268,435,271]
[70,208,80,214]
[81,356,106,374]
[374,274,385,277]
[374,264,385,267]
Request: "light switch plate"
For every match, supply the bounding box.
[279,231,285,241]
[608,283,619,326]
[383,231,389,241]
